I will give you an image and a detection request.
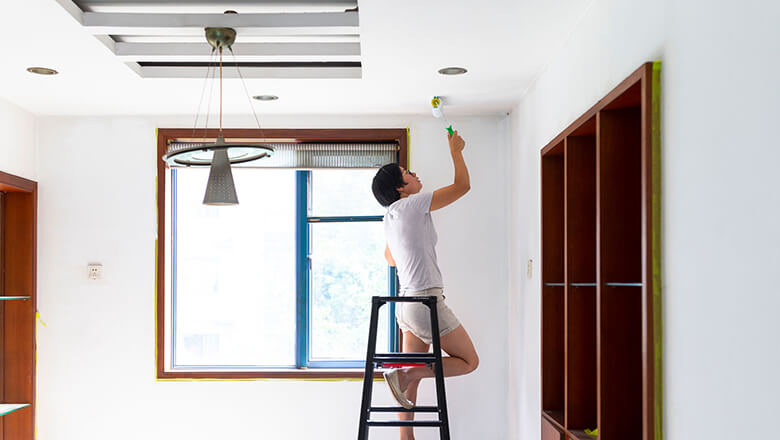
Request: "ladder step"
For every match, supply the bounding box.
[372,296,437,304]
[382,363,427,368]
[370,406,440,413]
[374,358,436,366]
[366,420,443,427]
[373,353,438,364]
[375,352,435,358]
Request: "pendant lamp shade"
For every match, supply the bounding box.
[203,148,239,205]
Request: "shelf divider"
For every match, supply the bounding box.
[564,134,597,431]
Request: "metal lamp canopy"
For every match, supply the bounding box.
[205,27,236,49]
[162,24,274,205]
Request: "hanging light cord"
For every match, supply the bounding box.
[219,47,223,134]
[191,48,216,139]
[202,46,219,142]
[193,35,267,143]
[230,47,265,139]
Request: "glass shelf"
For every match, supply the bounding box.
[0,296,30,301]
[0,404,30,416]
[545,283,642,287]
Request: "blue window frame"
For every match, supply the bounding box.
[171,168,398,370]
[297,170,398,368]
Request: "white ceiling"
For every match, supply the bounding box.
[0,0,589,116]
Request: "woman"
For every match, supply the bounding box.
[371,131,479,440]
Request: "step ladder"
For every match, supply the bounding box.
[357,296,450,440]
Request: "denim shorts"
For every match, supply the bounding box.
[396,287,461,345]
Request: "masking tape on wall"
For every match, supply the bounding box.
[651,60,664,440]
[405,127,410,168]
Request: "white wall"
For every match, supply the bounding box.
[35,114,509,439]
[0,97,36,180]
[507,0,780,439]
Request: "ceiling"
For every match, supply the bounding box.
[0,0,589,116]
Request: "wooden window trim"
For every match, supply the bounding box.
[156,128,408,380]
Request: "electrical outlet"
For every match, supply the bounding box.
[527,259,533,279]
[88,263,102,280]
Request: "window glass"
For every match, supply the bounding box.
[173,168,297,367]
[310,169,386,217]
[309,221,388,360]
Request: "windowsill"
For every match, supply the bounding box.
[157,369,384,380]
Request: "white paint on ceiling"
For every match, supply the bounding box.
[0,0,590,116]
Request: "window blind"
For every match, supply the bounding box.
[167,142,398,169]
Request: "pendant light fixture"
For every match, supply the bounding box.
[163,24,274,205]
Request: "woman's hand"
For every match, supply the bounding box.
[448,130,465,154]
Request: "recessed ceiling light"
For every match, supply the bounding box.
[26,67,59,75]
[253,95,279,101]
[438,67,467,76]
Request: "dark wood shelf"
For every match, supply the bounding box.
[567,428,597,440]
[542,146,565,421]
[540,62,661,440]
[0,173,37,440]
[542,410,565,431]
[566,132,597,432]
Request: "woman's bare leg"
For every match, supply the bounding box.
[396,325,479,390]
[395,326,479,439]
[399,331,428,440]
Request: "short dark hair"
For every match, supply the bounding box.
[372,163,405,207]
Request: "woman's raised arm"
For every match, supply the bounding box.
[431,131,470,211]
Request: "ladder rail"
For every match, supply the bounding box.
[428,297,451,440]
[357,298,383,440]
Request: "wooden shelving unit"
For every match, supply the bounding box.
[0,171,37,439]
[540,62,662,440]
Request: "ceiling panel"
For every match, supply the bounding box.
[56,0,362,79]
[73,0,357,13]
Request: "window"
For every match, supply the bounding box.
[172,168,298,368]
[156,129,408,379]
[306,170,391,368]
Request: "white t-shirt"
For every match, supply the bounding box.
[384,192,444,291]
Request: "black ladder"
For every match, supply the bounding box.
[357,296,450,440]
